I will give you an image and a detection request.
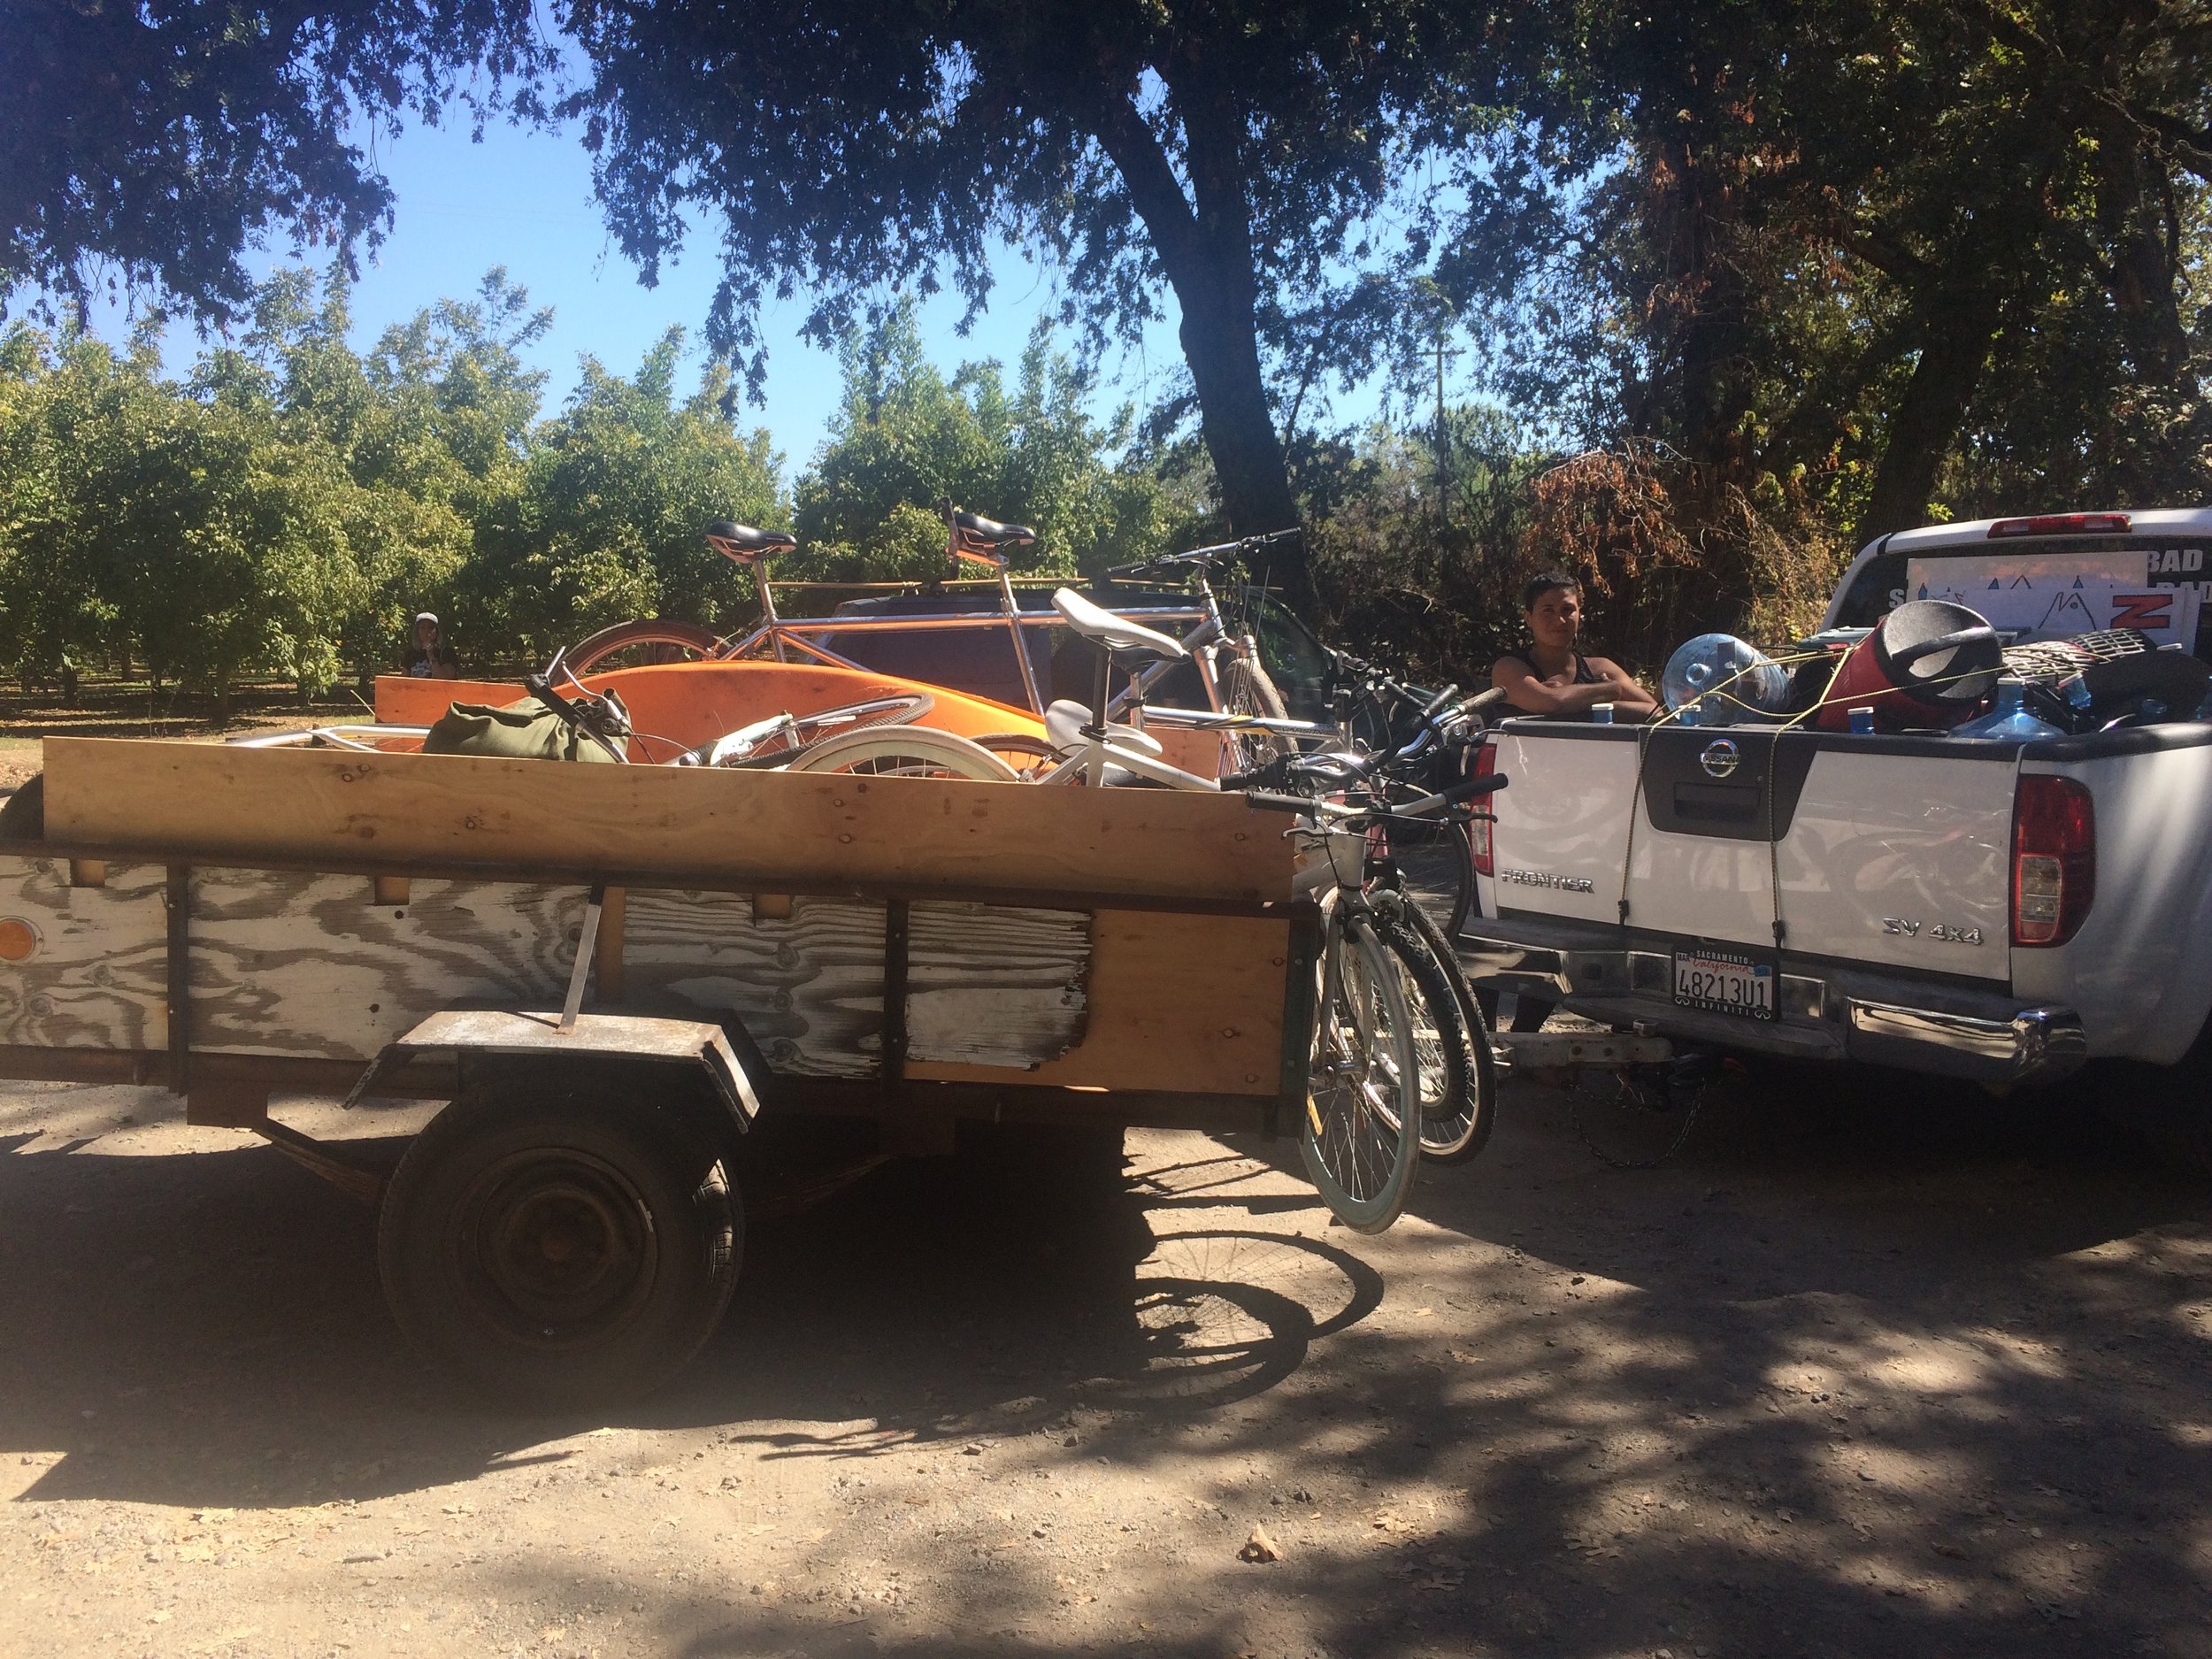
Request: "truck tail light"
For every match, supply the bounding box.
[1469,740,1497,877]
[2012,776,2094,946]
[1988,512,2130,538]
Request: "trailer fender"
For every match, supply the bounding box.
[343,1007,764,1138]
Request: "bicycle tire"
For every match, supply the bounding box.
[1218,650,1294,773]
[702,692,936,766]
[1299,908,1421,1233]
[1390,901,1496,1164]
[785,726,1022,781]
[1379,806,1473,941]
[967,733,1060,779]
[566,618,726,673]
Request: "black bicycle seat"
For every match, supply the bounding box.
[952,510,1036,545]
[705,520,799,561]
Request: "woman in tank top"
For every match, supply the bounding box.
[1491,571,1657,720]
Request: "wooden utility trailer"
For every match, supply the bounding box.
[0,738,1311,1400]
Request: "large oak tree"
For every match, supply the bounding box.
[555,0,1512,596]
[1448,0,2212,541]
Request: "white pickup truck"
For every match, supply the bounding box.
[1458,508,2212,1106]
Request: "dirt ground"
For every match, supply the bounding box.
[0,1065,2208,1659]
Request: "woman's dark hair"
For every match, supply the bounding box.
[1521,570,1582,612]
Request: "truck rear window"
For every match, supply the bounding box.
[1832,535,2212,659]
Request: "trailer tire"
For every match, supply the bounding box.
[378,1087,741,1406]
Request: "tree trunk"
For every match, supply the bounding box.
[1171,250,1302,542]
[1855,287,2002,545]
[1083,83,1307,604]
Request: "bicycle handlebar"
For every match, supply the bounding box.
[1105,527,1303,582]
[1240,772,1507,821]
[523,649,633,763]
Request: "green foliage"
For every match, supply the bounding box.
[463,331,783,658]
[789,305,1186,588]
[2,0,549,327]
[0,268,779,700]
[0,268,1209,701]
[1303,406,1552,683]
[1444,0,2212,545]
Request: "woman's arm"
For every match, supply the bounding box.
[1491,657,1622,716]
[1584,656,1660,716]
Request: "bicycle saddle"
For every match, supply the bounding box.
[952,510,1035,545]
[948,509,1037,569]
[1051,588,1188,660]
[705,520,798,562]
[1043,699,1164,757]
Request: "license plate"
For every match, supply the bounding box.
[1672,946,1776,1020]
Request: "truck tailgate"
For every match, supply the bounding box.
[1484,726,2015,983]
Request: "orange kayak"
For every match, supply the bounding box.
[373,660,1047,762]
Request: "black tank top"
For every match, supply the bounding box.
[1499,651,1601,718]
[1501,651,1600,684]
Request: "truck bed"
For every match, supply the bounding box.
[1466,718,2212,1076]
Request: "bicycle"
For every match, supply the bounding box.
[562,506,1181,687]
[562,514,1313,741]
[1313,657,1500,941]
[1242,771,1501,1223]
[774,586,1330,785]
[1240,696,1504,1167]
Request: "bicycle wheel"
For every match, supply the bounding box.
[1386,903,1495,1164]
[701,693,936,766]
[1217,649,1293,773]
[1299,908,1421,1233]
[967,733,1061,780]
[566,618,726,673]
[1381,810,1474,942]
[785,726,1022,781]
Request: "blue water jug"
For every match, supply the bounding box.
[1661,634,1793,724]
[1951,680,2063,741]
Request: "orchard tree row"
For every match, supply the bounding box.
[0,270,1187,704]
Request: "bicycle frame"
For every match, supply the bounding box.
[703,525,1276,724]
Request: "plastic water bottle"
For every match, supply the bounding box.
[1952,680,2063,741]
[1661,634,1793,723]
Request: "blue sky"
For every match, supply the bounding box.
[80,111,1203,474]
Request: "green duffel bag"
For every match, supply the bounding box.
[422,698,626,763]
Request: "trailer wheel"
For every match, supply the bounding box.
[377,1087,740,1406]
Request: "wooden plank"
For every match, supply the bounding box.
[42,737,1290,903]
[620,889,887,1079]
[907,910,1286,1096]
[0,856,169,1050]
[904,901,1088,1068]
[595,886,626,1001]
[165,864,190,1090]
[187,868,587,1060]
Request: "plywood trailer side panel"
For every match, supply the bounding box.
[0,856,169,1051]
[187,870,588,1060]
[906,910,1288,1097]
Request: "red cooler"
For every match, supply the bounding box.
[1816,600,2002,730]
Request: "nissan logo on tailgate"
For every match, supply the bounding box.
[1699,739,1741,780]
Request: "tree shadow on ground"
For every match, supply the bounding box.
[0,1067,2208,1658]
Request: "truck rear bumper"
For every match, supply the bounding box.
[1459,919,2087,1087]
